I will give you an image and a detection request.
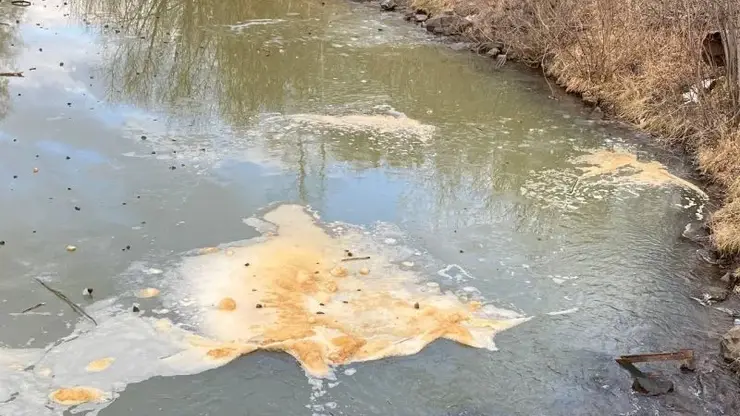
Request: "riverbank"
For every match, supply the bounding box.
[374,0,740,260]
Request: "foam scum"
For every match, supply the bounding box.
[181,205,528,376]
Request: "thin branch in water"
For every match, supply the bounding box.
[34,278,97,325]
[20,302,46,313]
[569,177,580,195]
[340,256,371,262]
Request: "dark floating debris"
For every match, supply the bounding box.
[20,302,45,313]
[615,350,695,396]
[82,288,93,297]
[34,278,97,325]
[132,304,140,313]
[341,256,371,262]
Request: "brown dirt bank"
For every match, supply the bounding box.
[372,0,740,260]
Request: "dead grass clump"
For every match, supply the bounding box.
[713,179,740,253]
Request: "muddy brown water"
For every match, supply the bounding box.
[0,0,739,415]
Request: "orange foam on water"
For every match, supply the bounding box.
[183,205,528,376]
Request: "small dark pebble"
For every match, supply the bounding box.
[74,206,81,211]
[32,230,36,234]
[357,289,362,292]
[169,166,176,170]
[59,62,64,66]
[319,303,325,306]
[151,151,156,154]
[39,48,42,51]
[414,302,420,309]
[137,196,140,199]
[67,187,71,191]
[316,311,325,315]
[12,139,16,142]
[141,221,146,224]
[122,202,127,205]
[141,135,147,140]
[0,241,5,246]
[13,175,17,179]
[66,102,71,106]
[125,245,131,250]
[35,155,39,158]
[244,263,250,267]
[459,250,464,253]
[314,271,319,274]
[65,156,70,160]
[252,289,257,292]
[132,304,140,312]
[256,304,263,309]
[347,252,353,257]
[342,300,348,304]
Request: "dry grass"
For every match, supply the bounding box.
[411,0,740,253]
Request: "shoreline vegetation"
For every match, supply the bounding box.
[375,0,740,260]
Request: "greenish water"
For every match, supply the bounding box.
[0,0,738,415]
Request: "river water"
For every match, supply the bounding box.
[0,0,739,415]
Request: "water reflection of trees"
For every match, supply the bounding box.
[73,0,628,232]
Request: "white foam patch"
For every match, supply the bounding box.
[1,205,528,414]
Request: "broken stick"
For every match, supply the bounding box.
[34,278,97,325]
[20,302,45,313]
[341,256,371,262]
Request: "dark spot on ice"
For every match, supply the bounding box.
[256,304,263,309]
[65,156,70,160]
[319,303,325,306]
[0,241,5,246]
[244,263,250,267]
[141,135,147,140]
[74,206,81,211]
[316,311,325,315]
[459,250,464,253]
[59,62,64,66]
[414,302,420,309]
